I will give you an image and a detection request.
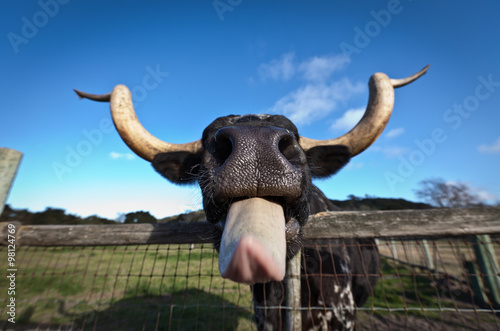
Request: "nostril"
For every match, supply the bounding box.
[213,131,233,164]
[278,135,298,162]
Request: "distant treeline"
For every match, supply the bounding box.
[0,204,206,225]
[0,196,431,225]
[0,205,117,225]
[331,194,432,211]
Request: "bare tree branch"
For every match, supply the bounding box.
[414,178,482,208]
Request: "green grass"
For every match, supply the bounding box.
[369,258,457,316]
[0,245,255,330]
[357,256,500,329]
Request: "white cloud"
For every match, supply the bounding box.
[445,181,498,204]
[258,53,349,83]
[371,146,409,158]
[260,52,366,126]
[475,189,498,203]
[478,137,500,154]
[381,146,408,157]
[110,152,135,160]
[386,127,405,139]
[346,162,364,170]
[331,107,365,131]
[269,79,364,125]
[298,54,349,82]
[258,52,296,81]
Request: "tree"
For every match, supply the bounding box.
[414,178,482,208]
[123,211,157,224]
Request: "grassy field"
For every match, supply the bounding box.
[0,245,255,330]
[1,239,499,330]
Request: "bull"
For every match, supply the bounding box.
[75,65,428,330]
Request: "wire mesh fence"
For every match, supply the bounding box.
[0,244,256,330]
[367,236,500,330]
[1,238,500,330]
[1,209,500,330]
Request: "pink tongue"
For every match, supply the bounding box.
[219,198,286,284]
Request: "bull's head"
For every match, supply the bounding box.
[75,65,428,284]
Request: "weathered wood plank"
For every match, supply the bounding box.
[14,222,215,246]
[0,221,20,246]
[304,207,500,239]
[305,207,500,239]
[0,148,23,216]
[1,207,499,246]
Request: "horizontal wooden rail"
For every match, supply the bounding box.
[304,207,500,239]
[1,207,499,246]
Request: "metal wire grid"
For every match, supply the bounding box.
[1,236,499,331]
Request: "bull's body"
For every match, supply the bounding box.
[75,65,427,330]
[253,186,379,330]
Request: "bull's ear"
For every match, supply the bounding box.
[152,151,202,184]
[305,145,351,178]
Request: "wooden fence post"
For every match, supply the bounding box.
[472,234,500,307]
[465,260,490,307]
[0,148,23,216]
[421,239,435,272]
[286,249,301,331]
[390,239,398,260]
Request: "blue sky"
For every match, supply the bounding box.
[2,1,500,219]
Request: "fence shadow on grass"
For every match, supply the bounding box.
[11,288,255,331]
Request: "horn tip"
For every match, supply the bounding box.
[391,64,430,88]
[73,89,112,102]
[74,89,85,99]
[420,64,431,75]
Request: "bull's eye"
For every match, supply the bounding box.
[278,135,298,162]
[213,134,233,164]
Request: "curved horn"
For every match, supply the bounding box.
[299,65,429,156]
[74,85,202,161]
